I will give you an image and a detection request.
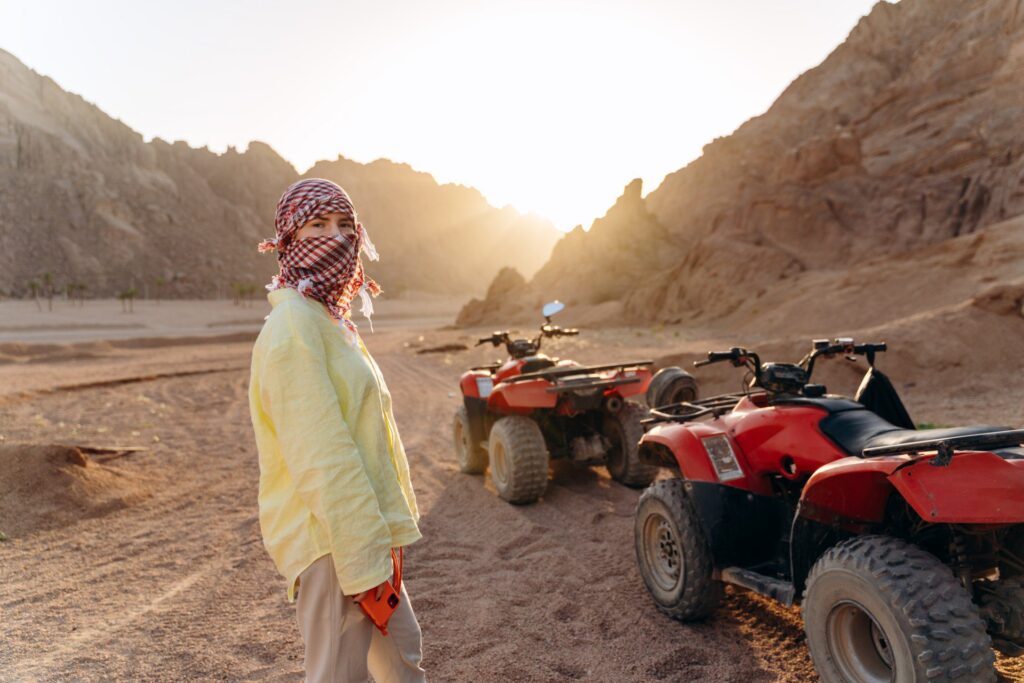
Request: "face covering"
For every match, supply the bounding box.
[258,178,382,336]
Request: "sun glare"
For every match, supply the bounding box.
[0,0,880,232]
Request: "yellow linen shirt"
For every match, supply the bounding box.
[248,287,421,600]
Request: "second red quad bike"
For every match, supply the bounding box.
[453,301,697,504]
[634,338,1024,683]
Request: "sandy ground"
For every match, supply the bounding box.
[1,304,1022,681]
[0,294,463,343]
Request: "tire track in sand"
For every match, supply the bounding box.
[12,564,218,679]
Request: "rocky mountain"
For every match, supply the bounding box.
[460,0,1024,330]
[0,49,558,299]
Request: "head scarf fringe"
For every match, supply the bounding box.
[258,179,382,338]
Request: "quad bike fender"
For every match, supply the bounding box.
[488,378,557,411]
[639,425,719,483]
[608,366,653,400]
[460,370,493,399]
[798,455,908,527]
[799,451,1024,528]
[889,451,1024,524]
[639,423,772,496]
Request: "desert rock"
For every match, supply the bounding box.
[0,49,559,299]
[463,0,1024,330]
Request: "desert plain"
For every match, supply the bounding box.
[1,296,1021,682]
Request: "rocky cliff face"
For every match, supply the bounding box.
[462,0,1024,328]
[0,49,559,299]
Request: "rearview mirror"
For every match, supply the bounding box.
[542,300,565,318]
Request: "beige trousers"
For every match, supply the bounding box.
[295,554,427,683]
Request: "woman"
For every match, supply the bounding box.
[248,178,426,682]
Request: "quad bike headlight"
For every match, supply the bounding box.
[701,435,744,482]
[475,376,494,398]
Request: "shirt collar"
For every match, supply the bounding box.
[268,287,302,307]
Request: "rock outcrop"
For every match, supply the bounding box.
[455,266,529,326]
[463,0,1024,329]
[0,49,559,299]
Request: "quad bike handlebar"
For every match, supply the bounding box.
[801,339,887,377]
[692,338,888,396]
[694,347,762,371]
[475,323,580,359]
[540,323,579,337]
[651,339,889,424]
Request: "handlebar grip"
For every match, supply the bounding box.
[694,349,739,367]
[565,329,579,336]
[476,338,492,346]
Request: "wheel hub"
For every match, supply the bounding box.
[643,513,683,591]
[454,418,468,460]
[826,601,894,683]
[491,441,508,487]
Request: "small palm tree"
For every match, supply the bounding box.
[41,272,54,311]
[118,287,138,313]
[154,276,167,305]
[242,282,258,307]
[28,280,41,311]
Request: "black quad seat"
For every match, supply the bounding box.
[520,354,557,374]
[772,397,864,414]
[819,408,1008,457]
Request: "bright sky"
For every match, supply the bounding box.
[1,0,880,230]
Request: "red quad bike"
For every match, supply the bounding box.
[453,301,698,504]
[633,338,1024,683]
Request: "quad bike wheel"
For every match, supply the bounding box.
[645,367,698,409]
[604,401,657,488]
[634,478,722,621]
[453,405,487,474]
[488,416,549,504]
[803,535,996,683]
[980,577,1024,653]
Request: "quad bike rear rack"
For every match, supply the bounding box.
[544,375,642,394]
[501,360,653,384]
[643,393,748,425]
[862,429,1024,467]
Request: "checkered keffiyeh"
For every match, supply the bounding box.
[258,178,381,335]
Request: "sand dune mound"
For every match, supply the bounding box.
[0,444,148,538]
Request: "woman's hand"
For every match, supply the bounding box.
[352,581,389,603]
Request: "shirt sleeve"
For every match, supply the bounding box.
[260,331,392,595]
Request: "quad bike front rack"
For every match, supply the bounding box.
[862,429,1024,467]
[643,393,748,425]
